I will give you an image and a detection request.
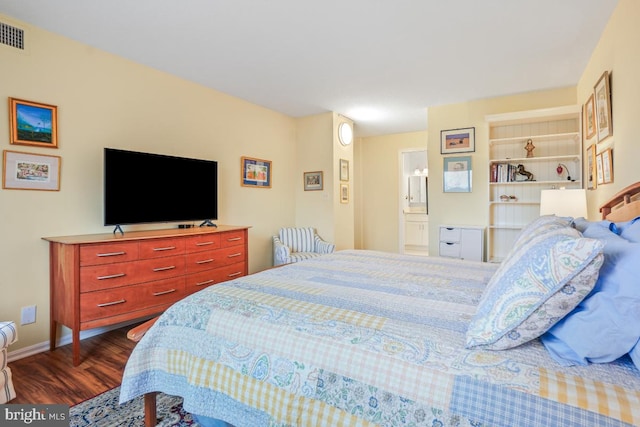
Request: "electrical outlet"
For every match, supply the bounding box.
[21,305,36,325]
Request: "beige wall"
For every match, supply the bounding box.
[577,0,640,217]
[356,131,428,252]
[0,15,301,352]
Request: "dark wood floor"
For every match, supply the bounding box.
[8,323,140,406]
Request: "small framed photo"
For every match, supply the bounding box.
[3,150,61,191]
[340,183,349,203]
[443,156,472,193]
[586,143,597,190]
[594,71,613,142]
[339,158,349,181]
[9,98,58,148]
[602,148,613,184]
[240,156,271,188]
[440,127,475,154]
[584,94,596,140]
[596,153,604,185]
[303,171,323,191]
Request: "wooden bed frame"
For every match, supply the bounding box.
[128,181,640,427]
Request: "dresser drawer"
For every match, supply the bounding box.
[137,255,186,282]
[80,277,185,322]
[221,230,245,247]
[185,269,220,291]
[439,227,461,243]
[215,262,246,282]
[439,241,461,258]
[80,261,139,292]
[139,237,186,259]
[185,234,221,253]
[80,241,139,266]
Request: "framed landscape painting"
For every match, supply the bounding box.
[441,127,475,154]
[3,150,61,191]
[9,98,58,148]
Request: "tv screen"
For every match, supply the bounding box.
[104,148,218,226]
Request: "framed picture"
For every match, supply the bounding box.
[443,156,472,193]
[340,183,349,203]
[596,153,604,185]
[9,98,58,148]
[440,127,475,154]
[594,71,613,142]
[240,156,271,188]
[602,148,613,184]
[584,94,596,140]
[3,150,61,191]
[586,143,597,190]
[339,158,349,181]
[303,171,323,191]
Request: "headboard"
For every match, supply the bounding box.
[600,182,640,221]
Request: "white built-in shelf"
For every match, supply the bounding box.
[489,131,580,145]
[490,154,580,164]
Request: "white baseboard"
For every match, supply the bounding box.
[6,317,152,363]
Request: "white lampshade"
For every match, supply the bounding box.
[540,188,588,218]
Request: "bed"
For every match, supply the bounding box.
[120,182,640,427]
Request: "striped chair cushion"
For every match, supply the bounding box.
[0,322,17,349]
[278,228,316,253]
[0,367,15,404]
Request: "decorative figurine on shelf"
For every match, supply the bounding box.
[516,164,534,181]
[525,139,535,158]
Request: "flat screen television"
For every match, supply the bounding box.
[104,148,218,228]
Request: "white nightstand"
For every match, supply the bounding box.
[439,225,484,262]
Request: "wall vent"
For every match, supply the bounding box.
[0,21,25,50]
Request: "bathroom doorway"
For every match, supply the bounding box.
[399,149,428,256]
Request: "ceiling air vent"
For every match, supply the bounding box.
[0,21,25,50]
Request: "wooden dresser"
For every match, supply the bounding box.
[43,225,250,365]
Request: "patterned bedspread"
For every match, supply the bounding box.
[120,250,640,426]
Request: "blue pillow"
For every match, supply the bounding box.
[541,222,640,365]
[620,216,640,242]
[629,338,640,371]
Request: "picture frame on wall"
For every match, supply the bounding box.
[440,127,475,154]
[584,94,596,140]
[3,150,61,191]
[443,156,472,193]
[303,171,323,191]
[240,156,272,188]
[9,98,58,148]
[602,148,613,184]
[594,71,613,142]
[339,158,349,181]
[596,152,604,185]
[586,143,597,190]
[340,183,349,203]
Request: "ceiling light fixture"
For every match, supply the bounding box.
[338,122,353,146]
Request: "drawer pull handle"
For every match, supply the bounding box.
[153,289,176,296]
[97,299,125,307]
[196,241,214,246]
[196,259,214,264]
[228,253,242,258]
[228,272,242,277]
[97,251,126,257]
[446,227,454,230]
[227,237,242,242]
[196,279,215,286]
[153,246,176,251]
[445,242,454,246]
[153,265,176,272]
[97,273,126,280]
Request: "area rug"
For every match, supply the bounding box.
[69,386,199,426]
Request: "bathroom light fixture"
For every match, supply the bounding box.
[338,122,353,146]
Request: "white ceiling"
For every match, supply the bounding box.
[0,0,618,137]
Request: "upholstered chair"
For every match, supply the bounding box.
[0,321,17,403]
[273,227,335,266]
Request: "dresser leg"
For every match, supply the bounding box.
[72,329,80,366]
[49,320,57,352]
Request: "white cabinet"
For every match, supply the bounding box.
[439,225,484,262]
[485,106,582,262]
[404,213,429,253]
